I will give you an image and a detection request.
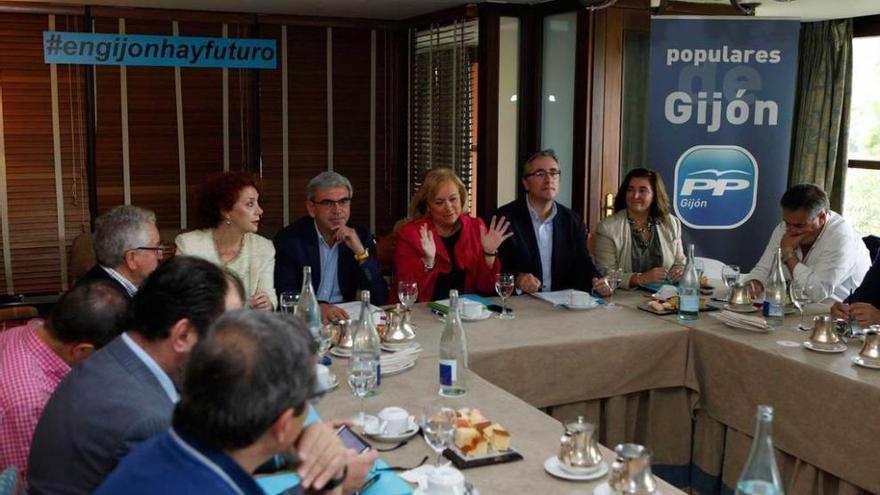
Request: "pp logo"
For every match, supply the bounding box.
[673,145,758,229]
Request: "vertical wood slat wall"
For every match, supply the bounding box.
[0,8,404,296]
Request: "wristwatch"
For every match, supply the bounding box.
[354,250,370,262]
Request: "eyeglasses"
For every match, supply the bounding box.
[311,197,351,208]
[524,169,562,179]
[131,246,164,257]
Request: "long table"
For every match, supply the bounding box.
[318,289,879,494]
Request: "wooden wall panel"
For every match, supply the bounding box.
[93,17,124,214]
[256,23,283,235]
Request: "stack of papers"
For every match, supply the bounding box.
[380,344,422,375]
[530,290,598,307]
[709,310,770,332]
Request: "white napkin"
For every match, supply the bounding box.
[380,345,421,372]
[709,310,769,332]
[400,464,436,484]
[652,284,679,300]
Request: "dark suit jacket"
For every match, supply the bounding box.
[274,217,388,305]
[494,198,601,293]
[28,335,174,495]
[849,252,880,307]
[75,264,132,299]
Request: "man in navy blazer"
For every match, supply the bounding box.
[832,251,880,326]
[494,150,610,296]
[27,257,239,495]
[274,172,387,322]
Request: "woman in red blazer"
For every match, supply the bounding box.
[395,168,512,302]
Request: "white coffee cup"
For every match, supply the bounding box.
[426,466,466,495]
[569,291,591,307]
[378,406,412,436]
[461,301,483,319]
[315,364,332,390]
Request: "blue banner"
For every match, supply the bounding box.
[43,31,276,69]
[647,18,800,268]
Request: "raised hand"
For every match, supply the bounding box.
[419,224,436,266]
[480,215,513,255]
[333,225,365,257]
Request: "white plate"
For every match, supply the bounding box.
[543,456,608,481]
[851,355,880,369]
[381,341,420,352]
[363,416,420,442]
[594,482,663,495]
[723,303,758,313]
[802,341,847,353]
[381,360,416,376]
[562,303,600,311]
[329,347,352,358]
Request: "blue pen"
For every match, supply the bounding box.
[356,472,381,495]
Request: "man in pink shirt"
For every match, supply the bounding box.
[0,280,128,477]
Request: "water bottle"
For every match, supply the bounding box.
[735,405,784,495]
[295,266,322,339]
[678,244,699,321]
[351,290,381,388]
[439,290,468,397]
[763,248,786,327]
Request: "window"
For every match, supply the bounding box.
[410,20,479,211]
[844,35,880,236]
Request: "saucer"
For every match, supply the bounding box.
[594,482,663,495]
[851,355,880,369]
[543,456,608,481]
[562,302,600,311]
[723,303,758,313]
[318,373,339,392]
[802,341,847,353]
[329,347,352,358]
[363,416,420,442]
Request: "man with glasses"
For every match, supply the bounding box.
[274,172,388,322]
[494,151,610,296]
[76,205,163,299]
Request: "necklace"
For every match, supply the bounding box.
[628,217,654,235]
[213,230,244,264]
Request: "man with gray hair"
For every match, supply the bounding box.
[748,183,871,302]
[77,205,163,298]
[274,171,387,322]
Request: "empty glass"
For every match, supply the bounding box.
[422,405,456,466]
[348,360,377,427]
[604,267,623,309]
[722,265,741,297]
[790,281,813,332]
[694,259,705,283]
[279,292,298,314]
[495,273,515,319]
[398,281,418,310]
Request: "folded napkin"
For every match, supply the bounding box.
[709,310,769,332]
[652,284,679,300]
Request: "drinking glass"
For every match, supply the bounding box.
[279,292,298,314]
[721,265,741,297]
[604,267,623,309]
[790,281,813,331]
[398,281,418,311]
[494,273,515,319]
[422,405,457,466]
[348,359,377,427]
[317,323,335,358]
[694,260,705,283]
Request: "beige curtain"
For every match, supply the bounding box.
[789,19,853,212]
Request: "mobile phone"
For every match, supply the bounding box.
[336,425,372,454]
[486,304,512,315]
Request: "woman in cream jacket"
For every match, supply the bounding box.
[595,168,686,290]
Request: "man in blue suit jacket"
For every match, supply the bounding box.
[275,172,388,322]
[494,150,610,296]
[27,257,238,495]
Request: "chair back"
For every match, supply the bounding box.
[863,235,880,264]
[694,256,726,280]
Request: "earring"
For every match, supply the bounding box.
[225,217,231,226]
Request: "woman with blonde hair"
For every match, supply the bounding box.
[395,167,512,302]
[595,168,686,290]
[175,171,276,310]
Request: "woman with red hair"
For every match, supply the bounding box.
[175,171,276,310]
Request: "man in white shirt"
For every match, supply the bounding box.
[748,183,871,303]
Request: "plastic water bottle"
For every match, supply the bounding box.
[351,290,381,388]
[763,248,786,327]
[439,290,468,397]
[678,244,699,321]
[295,266,322,339]
[735,405,784,495]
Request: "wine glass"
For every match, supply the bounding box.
[279,292,298,314]
[721,265,741,297]
[604,267,623,309]
[348,358,377,428]
[422,405,456,466]
[494,273,515,319]
[790,281,813,331]
[398,281,418,310]
[694,259,705,284]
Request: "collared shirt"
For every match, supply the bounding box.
[101,266,138,297]
[527,199,557,291]
[120,332,179,403]
[314,221,344,304]
[0,320,69,475]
